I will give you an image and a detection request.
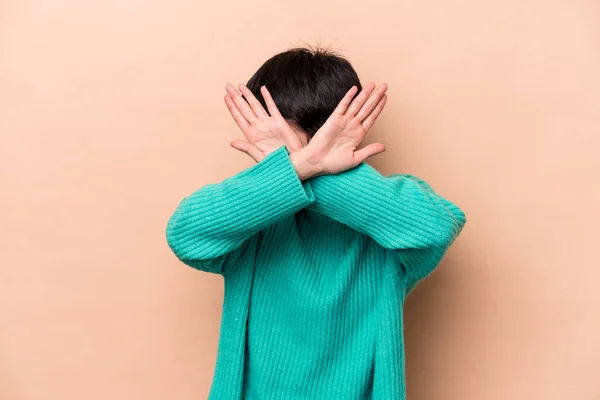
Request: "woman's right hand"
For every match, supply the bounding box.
[291,82,388,179]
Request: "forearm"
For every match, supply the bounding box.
[166,145,315,270]
[305,162,465,250]
[304,163,467,285]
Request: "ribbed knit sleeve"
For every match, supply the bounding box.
[166,145,315,275]
[305,163,466,287]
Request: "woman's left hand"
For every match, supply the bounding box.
[224,83,303,162]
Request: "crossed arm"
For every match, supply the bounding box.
[165,144,466,291]
[166,81,467,290]
[305,162,466,292]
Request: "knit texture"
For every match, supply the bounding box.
[165,145,467,399]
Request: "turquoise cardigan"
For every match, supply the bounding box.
[166,145,467,399]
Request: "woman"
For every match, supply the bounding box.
[165,46,467,399]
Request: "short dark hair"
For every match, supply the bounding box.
[245,44,362,138]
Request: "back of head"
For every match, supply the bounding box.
[246,44,362,138]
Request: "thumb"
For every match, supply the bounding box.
[354,142,386,165]
[230,139,264,163]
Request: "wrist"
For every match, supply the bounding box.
[289,148,323,181]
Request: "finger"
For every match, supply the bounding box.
[361,94,387,132]
[238,84,269,119]
[333,85,359,115]
[226,83,258,123]
[346,82,376,117]
[224,94,252,136]
[354,142,386,165]
[356,83,388,122]
[260,85,283,118]
[230,139,264,162]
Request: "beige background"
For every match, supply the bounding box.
[1,0,599,399]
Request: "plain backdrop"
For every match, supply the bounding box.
[1,0,599,399]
